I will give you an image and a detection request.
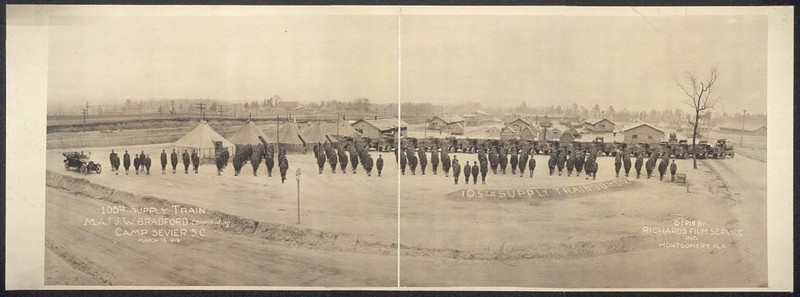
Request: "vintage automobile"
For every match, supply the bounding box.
[710,138,735,159]
[63,151,102,175]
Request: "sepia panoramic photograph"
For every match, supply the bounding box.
[5,5,794,291]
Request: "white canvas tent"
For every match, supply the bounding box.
[173,121,234,159]
[331,118,361,138]
[302,123,330,144]
[229,121,272,151]
[276,121,306,151]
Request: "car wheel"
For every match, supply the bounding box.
[96,165,102,174]
[80,166,88,175]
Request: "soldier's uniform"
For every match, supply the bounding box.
[499,153,508,174]
[614,155,622,178]
[489,150,498,174]
[160,150,168,174]
[215,150,226,175]
[658,158,668,181]
[574,152,584,177]
[623,154,632,177]
[350,147,359,174]
[326,145,337,174]
[670,160,678,182]
[463,161,471,185]
[471,162,479,184]
[645,157,655,179]
[442,152,451,177]
[263,145,274,177]
[251,144,264,176]
[408,152,418,175]
[509,151,519,175]
[376,155,384,177]
[233,153,244,176]
[338,147,348,173]
[191,150,200,174]
[566,155,574,176]
[528,157,536,178]
[430,149,439,175]
[480,159,488,184]
[110,151,120,175]
[518,152,528,177]
[418,149,428,175]
[547,154,556,176]
[109,150,117,172]
[133,154,141,174]
[452,158,461,184]
[182,150,190,174]
[585,155,598,180]
[144,155,152,175]
[316,150,326,174]
[170,150,178,174]
[400,151,407,175]
[634,155,644,179]
[279,156,289,184]
[365,154,374,176]
[556,153,566,176]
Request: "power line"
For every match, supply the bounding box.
[195,103,207,121]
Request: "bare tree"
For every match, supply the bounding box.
[677,66,718,169]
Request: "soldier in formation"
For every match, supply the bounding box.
[408,149,418,175]
[430,148,439,175]
[191,150,200,174]
[509,149,518,175]
[441,150,451,177]
[144,154,152,175]
[160,149,168,174]
[556,151,566,176]
[264,145,274,177]
[418,148,428,175]
[658,157,668,181]
[574,151,584,177]
[518,150,528,178]
[623,152,632,177]
[233,151,244,176]
[170,149,178,174]
[634,153,644,179]
[316,147,326,174]
[670,159,678,182]
[528,155,536,178]
[350,146,360,174]
[498,151,508,174]
[110,150,120,175]
[584,153,598,180]
[251,144,264,176]
[400,149,408,175]
[279,153,289,183]
[364,153,374,176]
[133,153,141,174]
[338,145,348,173]
[566,154,575,176]
[182,149,190,174]
[614,154,622,178]
[452,156,461,184]
[109,150,117,173]
[645,154,656,179]
[471,161,479,184]
[547,152,556,176]
[326,144,337,174]
[215,150,226,176]
[376,154,384,177]
[480,158,488,184]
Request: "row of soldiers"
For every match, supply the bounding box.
[312,142,385,177]
[108,149,200,175]
[109,144,292,183]
[391,144,680,183]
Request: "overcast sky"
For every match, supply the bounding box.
[46,10,767,113]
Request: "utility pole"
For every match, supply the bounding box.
[139,100,142,122]
[740,109,747,147]
[218,105,224,119]
[276,114,280,144]
[195,103,207,121]
[336,113,340,136]
[81,102,89,134]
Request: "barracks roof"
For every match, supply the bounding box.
[433,115,466,124]
[621,122,664,133]
[584,117,616,125]
[352,118,409,131]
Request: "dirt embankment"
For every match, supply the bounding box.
[47,170,662,261]
[46,170,397,256]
